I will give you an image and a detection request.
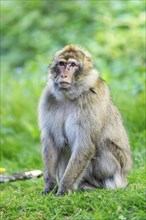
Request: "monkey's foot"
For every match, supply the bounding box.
[80,182,97,191]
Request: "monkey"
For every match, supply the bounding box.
[38,45,132,196]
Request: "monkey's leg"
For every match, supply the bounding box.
[104,172,128,189]
[56,143,95,196]
[42,137,58,195]
[103,141,129,189]
[93,145,128,189]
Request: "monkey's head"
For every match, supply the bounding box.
[49,45,98,98]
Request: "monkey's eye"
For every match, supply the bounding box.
[70,62,77,67]
[58,61,65,66]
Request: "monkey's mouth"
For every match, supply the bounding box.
[58,82,71,89]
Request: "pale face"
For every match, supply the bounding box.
[53,58,81,89]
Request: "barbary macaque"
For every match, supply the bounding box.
[38,45,132,196]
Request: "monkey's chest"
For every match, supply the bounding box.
[49,105,98,148]
[50,109,77,148]
[50,116,66,148]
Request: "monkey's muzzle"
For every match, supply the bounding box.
[58,82,71,89]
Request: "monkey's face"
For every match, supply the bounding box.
[49,45,94,95]
[52,58,82,90]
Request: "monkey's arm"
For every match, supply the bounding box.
[56,135,95,196]
[41,134,58,194]
[38,87,58,194]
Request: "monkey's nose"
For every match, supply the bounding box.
[61,74,67,78]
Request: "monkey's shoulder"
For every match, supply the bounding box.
[91,77,110,99]
[39,86,57,105]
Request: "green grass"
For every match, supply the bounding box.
[0,169,145,220]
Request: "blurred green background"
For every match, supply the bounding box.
[0,0,145,173]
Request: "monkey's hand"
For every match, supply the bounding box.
[56,190,66,196]
[56,169,75,196]
[56,182,72,196]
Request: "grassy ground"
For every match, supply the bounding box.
[0,169,145,220]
